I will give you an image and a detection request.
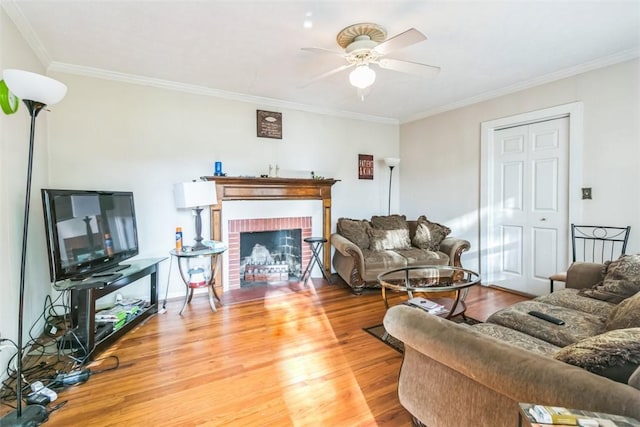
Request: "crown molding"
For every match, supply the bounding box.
[401,48,640,124]
[2,0,51,68]
[47,62,399,125]
[4,0,635,127]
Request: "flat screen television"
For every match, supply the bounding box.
[41,189,139,282]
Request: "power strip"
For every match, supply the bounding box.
[56,369,91,386]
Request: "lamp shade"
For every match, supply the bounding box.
[174,181,217,208]
[384,157,401,168]
[3,69,67,105]
[349,64,376,89]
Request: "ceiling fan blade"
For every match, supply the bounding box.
[299,63,354,88]
[377,58,440,77]
[373,28,427,55]
[301,47,346,57]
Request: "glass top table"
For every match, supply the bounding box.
[377,265,481,319]
[169,246,227,315]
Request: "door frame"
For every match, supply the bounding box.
[479,102,584,284]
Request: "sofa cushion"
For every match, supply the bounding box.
[554,328,640,384]
[534,288,616,320]
[361,249,408,281]
[394,248,449,266]
[470,323,560,356]
[606,291,640,331]
[580,254,640,303]
[486,301,606,347]
[370,214,408,230]
[629,366,640,390]
[336,218,371,250]
[368,228,411,251]
[411,215,451,251]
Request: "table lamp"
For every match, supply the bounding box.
[173,181,217,251]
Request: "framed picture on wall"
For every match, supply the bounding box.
[358,154,374,179]
[257,110,283,139]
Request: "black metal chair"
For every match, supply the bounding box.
[549,224,631,292]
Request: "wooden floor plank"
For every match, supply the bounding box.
[2,279,528,426]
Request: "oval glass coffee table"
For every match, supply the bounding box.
[377,265,481,319]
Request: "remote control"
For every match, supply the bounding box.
[528,310,565,325]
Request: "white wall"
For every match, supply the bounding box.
[400,59,640,274]
[45,73,399,300]
[0,10,53,376]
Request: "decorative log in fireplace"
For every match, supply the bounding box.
[201,176,339,289]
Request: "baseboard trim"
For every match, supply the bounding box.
[487,284,535,298]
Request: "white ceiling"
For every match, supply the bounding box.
[3,0,640,123]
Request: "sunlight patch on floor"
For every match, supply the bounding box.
[263,280,377,424]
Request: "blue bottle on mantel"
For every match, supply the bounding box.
[214,161,223,176]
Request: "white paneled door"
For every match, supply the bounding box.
[488,117,569,295]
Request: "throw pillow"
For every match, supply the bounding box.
[370,214,408,230]
[411,215,451,251]
[579,254,640,304]
[368,228,411,251]
[606,290,640,331]
[553,328,640,384]
[336,218,371,250]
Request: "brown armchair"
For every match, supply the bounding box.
[549,224,630,292]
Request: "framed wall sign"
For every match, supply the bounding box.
[257,110,282,139]
[358,154,374,180]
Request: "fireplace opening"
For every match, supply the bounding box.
[240,229,302,287]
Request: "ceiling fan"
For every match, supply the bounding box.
[301,23,440,92]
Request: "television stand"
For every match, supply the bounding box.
[54,258,166,359]
[91,263,130,278]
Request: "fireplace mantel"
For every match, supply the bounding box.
[202,176,339,279]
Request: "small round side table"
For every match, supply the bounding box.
[169,246,227,315]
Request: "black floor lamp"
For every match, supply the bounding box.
[384,157,400,215]
[0,69,67,427]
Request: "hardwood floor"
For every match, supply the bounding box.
[4,279,528,426]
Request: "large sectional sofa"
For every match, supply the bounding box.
[331,214,470,294]
[384,256,640,427]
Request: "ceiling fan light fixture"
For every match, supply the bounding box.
[349,64,376,89]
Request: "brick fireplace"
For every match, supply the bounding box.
[204,177,338,291]
[228,217,312,289]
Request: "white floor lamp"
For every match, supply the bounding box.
[384,157,400,215]
[1,69,67,427]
